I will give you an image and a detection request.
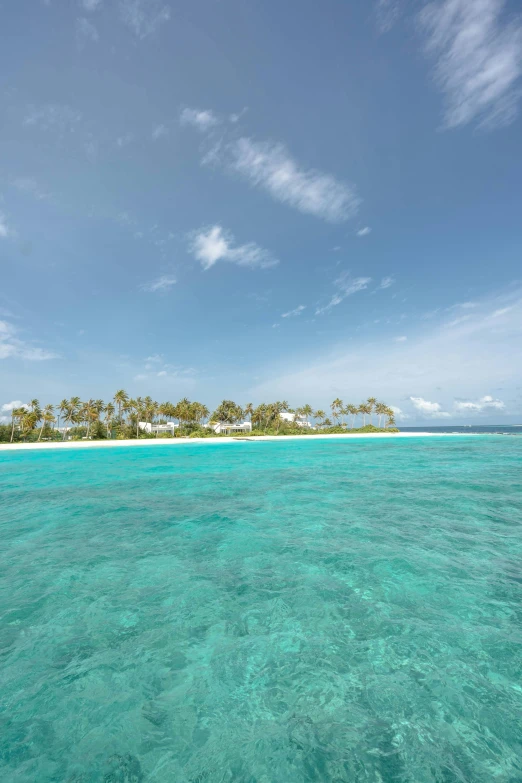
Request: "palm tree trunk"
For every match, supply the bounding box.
[38,423,44,441]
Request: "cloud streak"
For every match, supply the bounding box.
[282,305,306,318]
[141,275,177,293]
[228,138,360,223]
[0,320,58,361]
[189,225,278,271]
[180,108,219,131]
[0,213,11,238]
[316,273,372,315]
[248,287,522,417]
[119,0,171,39]
[419,0,522,129]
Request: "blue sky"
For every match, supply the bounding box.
[1,0,522,423]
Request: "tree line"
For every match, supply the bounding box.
[2,392,397,442]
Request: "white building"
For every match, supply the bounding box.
[280,412,312,428]
[139,422,178,435]
[212,421,252,435]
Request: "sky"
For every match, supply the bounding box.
[1,0,522,424]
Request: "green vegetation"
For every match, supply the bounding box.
[0,394,398,443]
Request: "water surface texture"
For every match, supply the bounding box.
[1,438,522,782]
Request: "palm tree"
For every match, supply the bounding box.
[359,403,372,427]
[62,397,81,440]
[104,402,115,437]
[114,389,129,425]
[244,403,254,424]
[385,409,396,429]
[314,409,326,428]
[331,398,343,425]
[375,402,387,428]
[367,397,377,426]
[10,406,26,443]
[38,404,55,441]
[302,404,313,426]
[212,400,244,426]
[345,404,358,429]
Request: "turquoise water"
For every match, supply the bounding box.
[1,437,521,782]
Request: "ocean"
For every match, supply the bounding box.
[1,437,521,782]
[400,425,522,435]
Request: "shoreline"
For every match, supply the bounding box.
[0,432,487,452]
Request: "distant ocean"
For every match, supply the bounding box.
[1,437,521,781]
[401,424,522,434]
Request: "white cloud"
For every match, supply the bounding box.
[379,276,395,289]
[447,315,470,327]
[375,0,405,33]
[189,225,278,271]
[282,305,306,318]
[180,108,219,131]
[357,227,371,237]
[228,137,360,223]
[454,395,505,413]
[410,396,452,418]
[0,213,10,238]
[419,0,522,130]
[157,370,167,377]
[76,17,99,48]
[13,177,51,201]
[119,0,171,39]
[152,124,168,140]
[247,288,522,416]
[1,400,28,413]
[390,405,409,420]
[395,335,407,342]
[316,273,372,315]
[23,104,82,134]
[0,320,58,361]
[116,133,134,148]
[491,306,514,317]
[81,0,103,10]
[141,275,177,293]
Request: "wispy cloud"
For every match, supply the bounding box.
[395,335,407,342]
[447,314,471,327]
[410,396,451,417]
[390,405,410,421]
[375,0,405,33]
[23,104,82,135]
[76,17,99,48]
[227,137,360,223]
[13,177,51,201]
[0,320,58,361]
[180,108,219,131]
[152,123,168,140]
[316,273,372,315]
[454,394,505,413]
[491,306,514,317]
[0,213,11,239]
[1,400,28,413]
[189,225,278,271]
[357,226,371,237]
[141,275,177,293]
[248,286,522,417]
[379,276,395,289]
[419,0,522,130]
[81,0,103,10]
[119,0,171,39]
[282,305,306,318]
[116,133,134,148]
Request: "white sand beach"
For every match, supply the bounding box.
[0,432,478,452]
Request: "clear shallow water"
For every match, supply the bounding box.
[1,438,521,783]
